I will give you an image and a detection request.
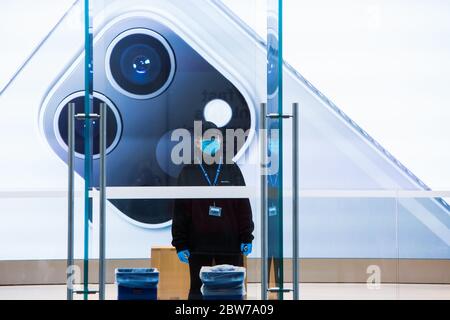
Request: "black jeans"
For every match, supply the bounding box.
[188,252,243,300]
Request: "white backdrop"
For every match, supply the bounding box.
[223,0,450,190]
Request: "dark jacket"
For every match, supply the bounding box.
[171,162,254,254]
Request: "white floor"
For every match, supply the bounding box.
[0,283,449,300]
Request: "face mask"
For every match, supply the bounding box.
[201,139,221,156]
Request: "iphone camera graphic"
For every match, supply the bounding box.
[40,15,254,228]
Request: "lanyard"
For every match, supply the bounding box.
[198,158,223,186]
[268,173,278,187]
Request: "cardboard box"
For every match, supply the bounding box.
[151,246,190,300]
[151,246,248,300]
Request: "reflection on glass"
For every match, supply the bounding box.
[267,0,284,300]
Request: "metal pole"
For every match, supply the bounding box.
[67,102,75,301]
[292,103,299,300]
[99,103,107,300]
[260,103,268,300]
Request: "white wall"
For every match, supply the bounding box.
[223,0,450,190]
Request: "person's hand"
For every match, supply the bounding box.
[240,243,252,256]
[177,250,190,264]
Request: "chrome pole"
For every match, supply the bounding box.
[292,103,299,300]
[67,102,75,301]
[98,103,107,300]
[260,103,268,300]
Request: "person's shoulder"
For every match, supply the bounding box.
[176,163,200,186]
[222,162,246,185]
[223,161,241,171]
[179,163,199,174]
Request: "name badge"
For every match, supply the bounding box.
[209,206,222,217]
[269,206,277,217]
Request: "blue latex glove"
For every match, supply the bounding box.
[241,243,252,256]
[177,250,190,264]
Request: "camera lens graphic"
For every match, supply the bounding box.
[55,92,122,158]
[106,29,176,99]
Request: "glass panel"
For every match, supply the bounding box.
[297,196,399,299]
[286,0,450,299]
[397,195,450,299]
[2,0,446,302]
[88,0,265,300]
[392,0,450,299]
[0,0,85,299]
[265,0,285,300]
[284,0,402,299]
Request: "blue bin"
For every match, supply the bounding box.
[200,265,246,300]
[203,294,245,300]
[200,265,246,289]
[201,286,245,300]
[115,268,159,300]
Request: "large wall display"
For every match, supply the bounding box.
[0,0,448,261]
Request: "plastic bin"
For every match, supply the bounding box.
[200,265,246,289]
[201,284,246,300]
[115,268,159,300]
[200,265,246,300]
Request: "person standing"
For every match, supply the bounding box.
[171,121,254,300]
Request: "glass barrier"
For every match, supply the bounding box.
[397,194,450,299]
[1,0,448,301]
[0,0,86,299]
[86,0,265,300]
[284,0,450,300]
[296,195,399,299]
